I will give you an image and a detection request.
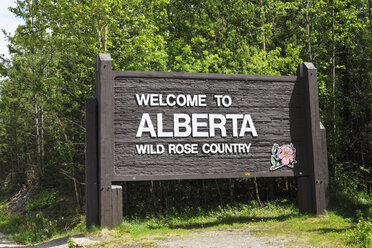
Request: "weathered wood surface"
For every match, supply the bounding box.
[85,99,99,227]
[90,54,329,226]
[297,62,329,214]
[113,77,307,180]
[111,185,123,226]
[95,54,115,227]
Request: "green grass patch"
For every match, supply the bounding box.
[0,203,58,244]
[101,200,357,247]
[0,191,86,245]
[262,212,352,247]
[1,186,371,247]
[343,218,372,248]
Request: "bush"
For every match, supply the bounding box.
[12,212,58,244]
[344,218,372,248]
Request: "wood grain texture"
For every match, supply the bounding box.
[111,185,123,226]
[112,76,308,180]
[297,63,329,214]
[96,54,114,227]
[85,99,99,227]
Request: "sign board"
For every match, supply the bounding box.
[113,71,306,180]
[86,54,329,227]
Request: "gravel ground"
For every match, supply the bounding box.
[0,233,100,248]
[0,229,305,248]
[153,229,293,248]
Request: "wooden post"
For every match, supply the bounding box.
[95,53,123,227]
[297,63,329,214]
[318,122,330,211]
[111,185,123,226]
[86,99,99,227]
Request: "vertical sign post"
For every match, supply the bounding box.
[86,54,329,227]
[92,54,122,227]
[297,63,330,213]
[85,99,98,227]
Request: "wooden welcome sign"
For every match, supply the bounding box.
[86,54,329,227]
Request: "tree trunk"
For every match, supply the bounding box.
[150,181,157,212]
[254,177,263,207]
[40,105,44,174]
[260,0,266,52]
[34,95,41,178]
[202,179,207,208]
[73,177,80,209]
[123,182,128,214]
[161,181,169,211]
[306,0,313,60]
[215,179,223,206]
[284,177,289,191]
[368,0,372,34]
[228,179,235,206]
[332,0,337,180]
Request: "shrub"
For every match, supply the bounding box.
[344,219,372,248]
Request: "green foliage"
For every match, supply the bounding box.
[0,0,369,194]
[344,219,372,248]
[25,190,59,212]
[0,0,370,244]
[0,189,86,245]
[330,173,372,221]
[67,238,77,248]
[0,208,57,244]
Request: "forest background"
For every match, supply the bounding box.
[0,0,370,244]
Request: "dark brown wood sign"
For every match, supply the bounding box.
[86,54,329,227]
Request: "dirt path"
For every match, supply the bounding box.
[0,229,305,248]
[0,232,23,248]
[0,233,100,248]
[152,229,292,248]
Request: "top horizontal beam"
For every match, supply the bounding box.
[113,70,298,82]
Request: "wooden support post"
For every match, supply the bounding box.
[86,99,99,227]
[297,63,329,214]
[95,53,123,227]
[318,122,330,211]
[111,185,123,226]
[297,176,313,213]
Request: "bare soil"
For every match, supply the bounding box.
[0,228,309,248]
[152,229,300,248]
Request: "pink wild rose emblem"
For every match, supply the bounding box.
[270,143,297,171]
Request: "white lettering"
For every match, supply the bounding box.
[136,94,210,107]
[222,95,232,107]
[136,113,258,138]
[157,113,173,137]
[135,94,150,106]
[136,144,165,154]
[209,114,226,137]
[136,113,156,137]
[214,95,223,107]
[201,143,252,154]
[174,114,192,137]
[192,114,208,137]
[239,114,258,137]
[166,94,176,107]
[226,114,243,137]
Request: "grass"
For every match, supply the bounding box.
[0,188,371,247]
[0,188,87,245]
[88,200,364,247]
[0,203,86,244]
